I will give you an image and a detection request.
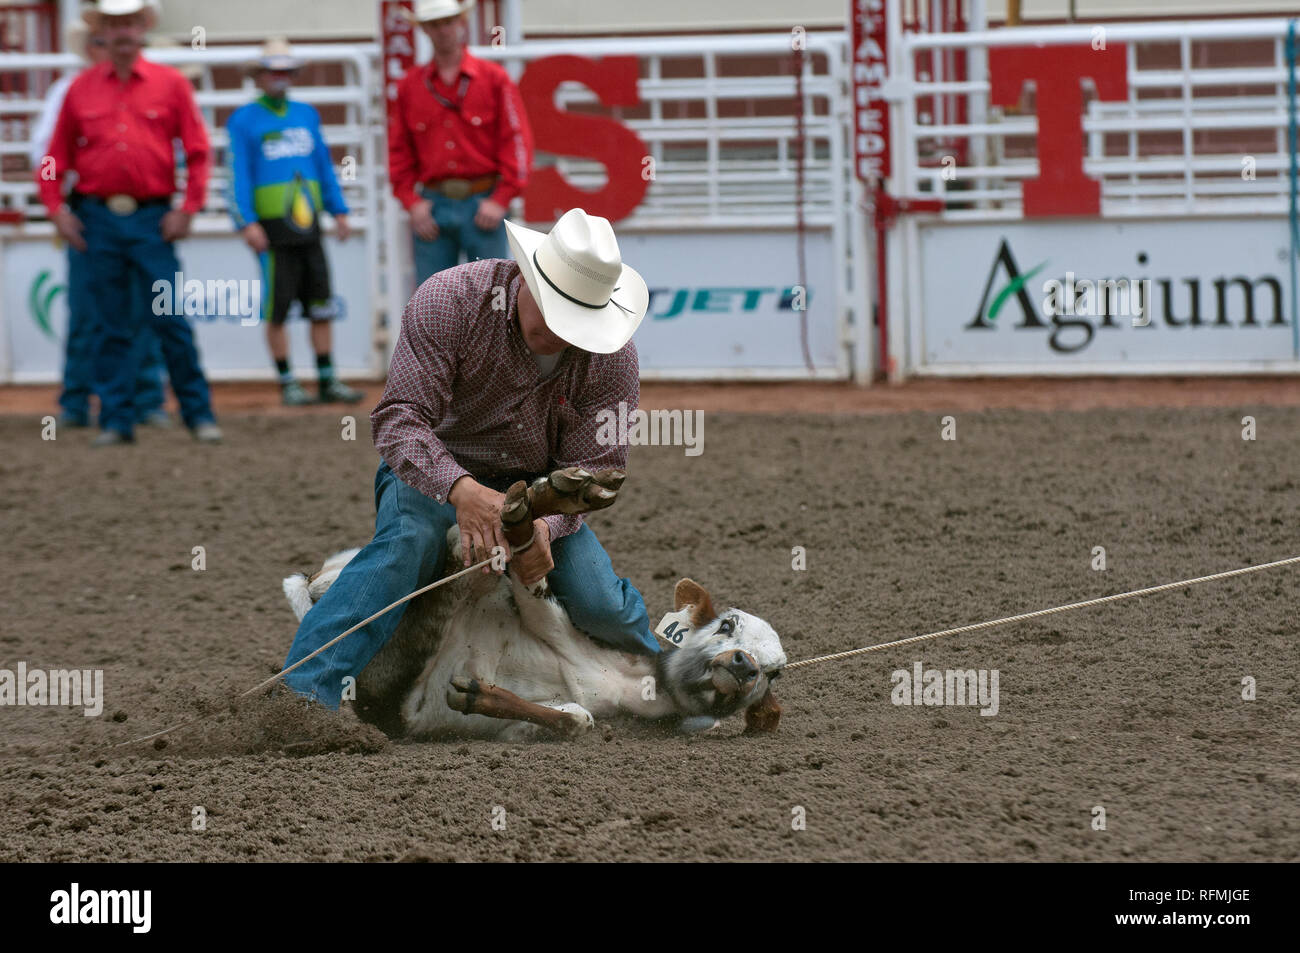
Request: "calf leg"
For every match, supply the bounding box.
[446,676,594,736]
[500,466,625,553]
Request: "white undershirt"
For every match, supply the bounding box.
[531,349,563,377]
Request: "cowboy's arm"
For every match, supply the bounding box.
[371,281,470,502]
[486,68,533,209]
[37,82,78,217]
[313,106,349,216]
[387,80,422,210]
[29,74,72,170]
[176,76,211,214]
[225,110,257,229]
[543,341,640,541]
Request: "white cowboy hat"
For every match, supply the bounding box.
[251,37,301,73]
[65,19,91,58]
[505,209,649,355]
[411,0,475,22]
[82,0,160,31]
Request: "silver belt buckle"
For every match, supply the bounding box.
[439,178,471,200]
[105,194,138,216]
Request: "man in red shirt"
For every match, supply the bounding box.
[39,0,221,447]
[388,0,533,285]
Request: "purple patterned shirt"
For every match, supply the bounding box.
[371,258,639,541]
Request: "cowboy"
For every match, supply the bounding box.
[30,16,169,431]
[387,0,533,286]
[39,0,221,446]
[280,209,658,709]
[226,38,363,406]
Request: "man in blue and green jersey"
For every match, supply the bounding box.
[226,37,362,406]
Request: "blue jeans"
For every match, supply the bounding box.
[412,192,508,287]
[59,243,166,425]
[80,198,215,437]
[282,462,660,709]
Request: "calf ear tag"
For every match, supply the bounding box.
[655,607,694,649]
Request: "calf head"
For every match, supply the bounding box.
[657,578,786,730]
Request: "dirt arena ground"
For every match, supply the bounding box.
[1,378,1298,862]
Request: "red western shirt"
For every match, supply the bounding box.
[372,258,639,542]
[387,50,533,211]
[37,56,210,217]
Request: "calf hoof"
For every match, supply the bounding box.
[537,467,625,514]
[446,675,479,714]
[501,481,531,528]
[554,703,596,735]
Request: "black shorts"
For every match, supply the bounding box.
[260,240,336,325]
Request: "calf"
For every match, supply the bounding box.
[282,467,785,741]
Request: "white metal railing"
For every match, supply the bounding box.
[894,17,1300,219]
[0,32,870,381]
[0,44,381,226]
[0,43,386,378]
[1,34,849,229]
[473,33,850,230]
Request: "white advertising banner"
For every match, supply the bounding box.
[3,227,839,382]
[915,217,1299,372]
[617,229,842,376]
[1,233,376,383]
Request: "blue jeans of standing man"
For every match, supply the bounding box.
[282,462,660,709]
[412,192,509,287]
[79,197,216,438]
[59,243,167,426]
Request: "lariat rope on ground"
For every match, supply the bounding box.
[114,555,498,747]
[783,554,1300,671]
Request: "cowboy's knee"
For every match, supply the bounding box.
[565,579,648,646]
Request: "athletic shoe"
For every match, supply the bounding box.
[91,430,133,447]
[192,422,224,444]
[319,379,364,404]
[282,381,316,406]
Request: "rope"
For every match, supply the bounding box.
[114,551,1300,744]
[114,554,497,747]
[783,554,1300,670]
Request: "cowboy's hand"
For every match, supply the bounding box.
[512,518,553,586]
[409,199,438,241]
[53,206,86,252]
[160,209,193,242]
[334,214,352,242]
[473,198,506,231]
[448,476,507,574]
[241,222,269,253]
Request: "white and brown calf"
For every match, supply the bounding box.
[283,467,785,741]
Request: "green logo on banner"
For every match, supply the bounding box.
[29,270,66,340]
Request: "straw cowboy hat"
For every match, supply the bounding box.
[410,0,476,22]
[505,209,649,355]
[82,0,160,31]
[64,19,92,58]
[248,37,302,74]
